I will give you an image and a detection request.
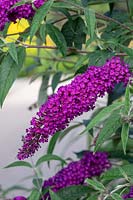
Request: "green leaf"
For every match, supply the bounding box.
[46,24,67,56]
[95,110,122,151]
[49,190,61,200]
[124,86,130,114]
[84,8,96,40]
[0,47,26,107]
[35,154,66,167]
[128,0,133,17]
[52,72,62,92]
[47,132,60,154]
[57,185,89,200]
[39,24,47,43]
[102,164,133,180]
[7,43,18,64]
[119,44,133,57]
[33,178,43,189]
[4,161,32,168]
[30,0,54,41]
[38,74,49,106]
[10,0,28,9]
[28,189,40,200]
[61,17,86,50]
[74,54,89,69]
[86,179,105,191]
[111,193,123,200]
[85,102,123,132]
[121,123,129,155]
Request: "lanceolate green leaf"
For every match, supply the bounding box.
[28,189,40,200]
[47,132,61,154]
[7,43,18,64]
[111,193,123,200]
[46,24,67,56]
[0,47,26,107]
[84,8,96,40]
[95,110,122,151]
[57,185,89,200]
[85,102,123,132]
[121,123,129,155]
[49,190,61,200]
[52,72,62,92]
[35,154,66,167]
[102,164,133,180]
[4,161,32,168]
[124,86,130,114]
[86,179,105,191]
[30,0,54,41]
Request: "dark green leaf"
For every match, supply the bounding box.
[124,86,130,114]
[52,72,62,92]
[47,132,60,154]
[35,154,66,167]
[95,110,122,151]
[61,17,86,50]
[30,0,54,41]
[4,161,32,168]
[57,185,89,200]
[39,24,47,43]
[38,74,49,106]
[7,43,18,64]
[0,47,26,107]
[46,24,67,56]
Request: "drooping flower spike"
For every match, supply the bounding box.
[43,152,111,199]
[17,57,131,160]
[0,0,46,30]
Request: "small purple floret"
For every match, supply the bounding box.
[17,57,131,160]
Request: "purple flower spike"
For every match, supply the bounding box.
[0,0,46,30]
[122,186,133,199]
[43,152,111,200]
[17,57,131,160]
[13,196,27,200]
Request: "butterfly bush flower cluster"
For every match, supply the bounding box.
[42,152,111,199]
[0,0,46,30]
[17,57,131,160]
[13,196,27,200]
[122,186,133,199]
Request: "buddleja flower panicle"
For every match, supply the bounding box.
[17,57,131,160]
[43,151,111,200]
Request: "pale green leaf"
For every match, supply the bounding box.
[121,123,129,155]
[84,8,96,39]
[4,161,32,168]
[35,154,66,167]
[86,179,105,191]
[95,110,122,151]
